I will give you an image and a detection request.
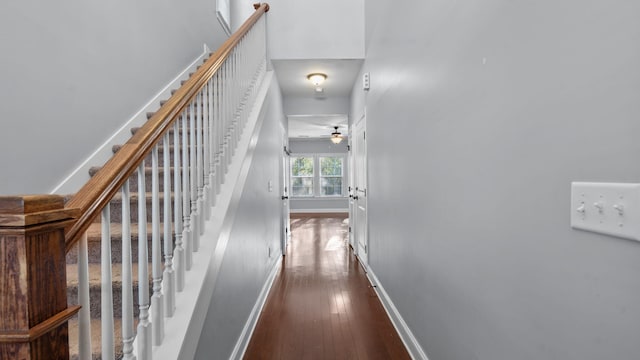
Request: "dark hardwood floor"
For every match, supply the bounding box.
[243,214,411,360]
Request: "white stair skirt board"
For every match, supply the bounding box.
[142,71,274,360]
[367,269,430,360]
[230,258,282,360]
[50,44,212,195]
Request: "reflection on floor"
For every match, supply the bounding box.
[244,214,411,360]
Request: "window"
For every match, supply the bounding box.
[291,156,314,196]
[290,155,346,197]
[320,157,343,196]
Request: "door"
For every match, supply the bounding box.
[348,128,356,249]
[281,143,291,256]
[352,115,368,269]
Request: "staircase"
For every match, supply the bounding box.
[0,5,269,359]
[65,66,205,359]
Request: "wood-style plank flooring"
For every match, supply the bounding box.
[244,214,411,360]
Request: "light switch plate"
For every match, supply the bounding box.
[363,72,370,91]
[571,182,640,241]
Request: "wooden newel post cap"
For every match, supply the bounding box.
[0,195,79,228]
[0,195,80,359]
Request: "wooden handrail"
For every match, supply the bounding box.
[64,3,270,251]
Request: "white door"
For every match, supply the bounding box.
[281,144,291,255]
[352,115,368,268]
[348,127,356,248]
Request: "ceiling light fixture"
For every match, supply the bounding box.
[330,126,343,144]
[307,73,327,86]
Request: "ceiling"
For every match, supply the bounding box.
[272,59,362,138]
[272,59,363,98]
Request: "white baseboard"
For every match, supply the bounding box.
[229,258,282,360]
[367,269,429,360]
[50,44,212,195]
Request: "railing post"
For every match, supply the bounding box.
[0,195,80,359]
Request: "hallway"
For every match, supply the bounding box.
[244,214,410,359]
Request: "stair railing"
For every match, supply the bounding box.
[0,3,269,359]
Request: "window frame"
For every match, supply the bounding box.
[289,153,347,198]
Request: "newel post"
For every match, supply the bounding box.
[0,195,80,359]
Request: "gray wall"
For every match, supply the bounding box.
[289,138,349,212]
[194,75,286,360]
[284,96,350,115]
[353,1,640,359]
[0,0,227,194]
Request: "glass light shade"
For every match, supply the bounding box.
[331,133,343,144]
[307,73,327,86]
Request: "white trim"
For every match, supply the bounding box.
[367,269,429,360]
[49,44,212,195]
[217,11,232,36]
[229,258,282,360]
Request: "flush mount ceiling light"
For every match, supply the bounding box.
[330,126,343,144]
[307,73,327,86]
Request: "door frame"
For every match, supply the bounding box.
[351,114,368,269]
[281,139,291,256]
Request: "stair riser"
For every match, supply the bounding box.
[114,145,210,166]
[67,281,152,319]
[125,171,175,193]
[65,236,166,264]
[100,196,177,223]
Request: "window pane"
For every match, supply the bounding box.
[320,157,342,176]
[321,177,342,196]
[292,177,313,196]
[292,157,314,176]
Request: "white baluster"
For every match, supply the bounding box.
[121,182,135,360]
[189,99,200,250]
[209,76,218,207]
[163,132,176,316]
[173,119,185,291]
[77,232,92,360]
[101,204,115,359]
[136,162,152,360]
[218,67,227,187]
[182,109,193,270]
[203,81,212,215]
[151,145,165,345]
[196,89,205,237]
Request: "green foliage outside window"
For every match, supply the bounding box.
[291,157,314,196]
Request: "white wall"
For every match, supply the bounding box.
[0,0,227,194]
[194,75,286,360]
[353,1,640,359]
[284,96,350,115]
[235,0,364,60]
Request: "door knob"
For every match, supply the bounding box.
[281,196,289,200]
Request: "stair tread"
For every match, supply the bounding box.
[109,191,175,202]
[68,317,125,360]
[66,262,149,287]
[84,221,175,241]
